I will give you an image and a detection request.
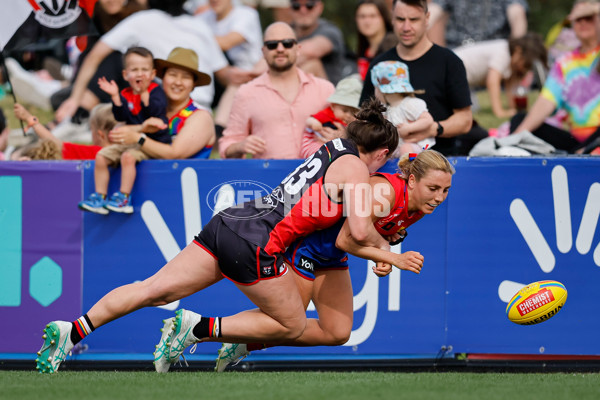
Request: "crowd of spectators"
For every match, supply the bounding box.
[2,0,600,163]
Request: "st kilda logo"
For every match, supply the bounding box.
[30,0,83,29]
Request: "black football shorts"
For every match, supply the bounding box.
[194,213,287,285]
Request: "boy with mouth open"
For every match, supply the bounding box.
[79,46,171,215]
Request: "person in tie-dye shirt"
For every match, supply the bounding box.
[511,0,600,154]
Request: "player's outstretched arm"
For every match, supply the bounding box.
[335,224,424,274]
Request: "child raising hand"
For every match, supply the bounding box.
[79,46,170,215]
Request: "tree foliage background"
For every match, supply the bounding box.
[316,0,573,55]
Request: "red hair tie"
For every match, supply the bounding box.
[408,153,417,161]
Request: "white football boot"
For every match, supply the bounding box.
[215,343,251,372]
[153,317,175,373]
[167,309,203,363]
[35,321,74,373]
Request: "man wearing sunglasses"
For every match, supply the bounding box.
[219,22,335,159]
[289,0,345,84]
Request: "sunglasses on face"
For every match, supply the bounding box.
[264,39,297,50]
[291,1,317,11]
[573,14,596,24]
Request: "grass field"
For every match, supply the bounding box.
[2,370,600,400]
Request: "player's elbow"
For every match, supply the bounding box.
[335,236,346,252]
[335,232,353,253]
[351,231,370,246]
[348,224,371,246]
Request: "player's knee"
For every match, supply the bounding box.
[139,279,171,306]
[281,316,306,340]
[328,328,351,346]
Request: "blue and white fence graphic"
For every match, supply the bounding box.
[1,157,599,357]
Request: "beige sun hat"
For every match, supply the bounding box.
[327,76,363,109]
[154,47,211,87]
[568,0,600,22]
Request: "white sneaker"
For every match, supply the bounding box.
[167,309,202,362]
[215,343,250,372]
[35,321,74,373]
[153,317,175,373]
[5,58,61,110]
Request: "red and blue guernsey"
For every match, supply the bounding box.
[221,138,359,256]
[372,172,424,235]
[283,172,425,275]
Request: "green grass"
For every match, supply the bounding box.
[0,93,55,132]
[1,370,600,400]
[473,90,508,130]
[472,90,541,131]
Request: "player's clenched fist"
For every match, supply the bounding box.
[392,251,424,274]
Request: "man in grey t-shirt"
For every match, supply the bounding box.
[290,0,345,83]
[428,0,528,48]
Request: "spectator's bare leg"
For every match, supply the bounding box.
[94,154,111,195]
[119,151,137,195]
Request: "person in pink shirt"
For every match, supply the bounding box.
[219,21,335,159]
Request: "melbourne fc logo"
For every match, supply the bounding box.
[32,0,81,29]
[205,180,274,220]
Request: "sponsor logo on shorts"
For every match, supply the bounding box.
[299,257,314,272]
[262,266,273,276]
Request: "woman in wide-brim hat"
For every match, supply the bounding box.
[110,47,216,159]
[154,47,212,88]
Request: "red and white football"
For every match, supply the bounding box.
[506,280,567,325]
